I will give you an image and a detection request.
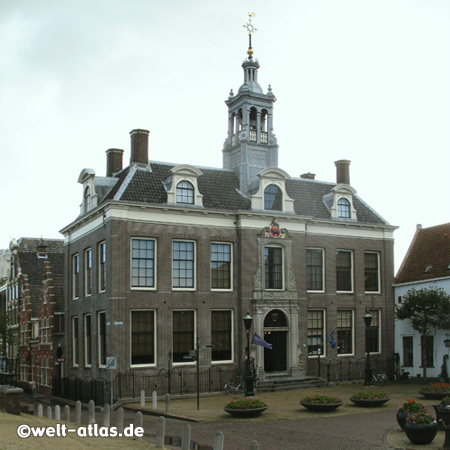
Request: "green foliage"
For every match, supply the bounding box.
[350,392,388,400]
[301,394,342,404]
[395,287,450,334]
[397,399,426,413]
[225,398,267,410]
[405,410,436,424]
[421,382,450,393]
[0,310,15,355]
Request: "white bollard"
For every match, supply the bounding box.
[140,389,145,408]
[103,403,110,427]
[64,405,70,422]
[116,407,124,434]
[75,400,82,424]
[165,393,170,413]
[248,440,260,450]
[152,390,157,410]
[46,406,52,419]
[156,416,165,448]
[135,411,144,441]
[55,405,61,420]
[213,431,224,450]
[181,423,191,450]
[88,399,95,424]
[37,403,43,417]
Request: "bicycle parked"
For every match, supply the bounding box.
[371,372,388,385]
[224,375,246,395]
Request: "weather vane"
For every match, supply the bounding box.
[243,12,257,59]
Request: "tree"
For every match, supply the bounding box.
[396,287,450,381]
[0,309,15,358]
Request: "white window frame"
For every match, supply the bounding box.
[264,245,284,291]
[210,242,233,292]
[336,249,353,293]
[306,248,325,293]
[364,252,381,294]
[84,248,92,297]
[130,238,157,290]
[337,309,355,357]
[172,310,196,366]
[130,309,157,368]
[211,309,234,364]
[98,311,106,368]
[72,316,79,367]
[72,254,79,300]
[307,309,326,357]
[172,240,196,291]
[84,314,92,367]
[98,241,106,293]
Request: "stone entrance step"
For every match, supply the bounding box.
[256,376,328,392]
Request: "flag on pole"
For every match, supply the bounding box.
[326,328,337,349]
[251,332,273,349]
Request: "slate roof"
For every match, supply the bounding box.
[98,161,389,226]
[16,238,64,316]
[395,223,450,284]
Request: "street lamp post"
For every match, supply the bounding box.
[243,312,255,397]
[364,311,373,386]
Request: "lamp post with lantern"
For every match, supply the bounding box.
[364,311,373,386]
[243,312,255,397]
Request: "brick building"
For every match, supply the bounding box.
[61,38,396,389]
[3,238,64,395]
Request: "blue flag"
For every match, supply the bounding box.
[251,332,273,349]
[326,328,337,349]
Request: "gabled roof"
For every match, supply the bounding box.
[16,238,64,316]
[395,223,450,284]
[97,161,389,226]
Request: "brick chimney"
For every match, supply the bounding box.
[130,129,150,165]
[335,160,351,185]
[106,148,124,177]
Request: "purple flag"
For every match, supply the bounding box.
[251,332,273,349]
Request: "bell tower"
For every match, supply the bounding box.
[222,14,278,195]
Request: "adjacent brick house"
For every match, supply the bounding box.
[4,238,64,395]
[61,40,397,391]
[394,223,450,378]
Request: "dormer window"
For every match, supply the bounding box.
[337,198,351,218]
[176,181,194,204]
[84,187,91,213]
[264,185,282,211]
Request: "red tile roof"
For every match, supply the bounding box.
[395,223,450,284]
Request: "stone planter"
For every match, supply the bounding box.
[396,410,409,430]
[350,397,390,408]
[224,406,268,417]
[419,390,450,400]
[433,404,450,429]
[404,421,438,445]
[300,402,343,412]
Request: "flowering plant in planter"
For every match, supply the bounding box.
[225,398,267,410]
[301,395,342,404]
[350,392,388,400]
[406,410,436,425]
[397,399,425,414]
[440,396,450,406]
[421,382,450,393]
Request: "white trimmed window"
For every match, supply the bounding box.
[84,314,92,367]
[173,310,195,363]
[72,316,79,366]
[337,310,354,355]
[84,248,92,296]
[131,238,156,289]
[307,310,325,356]
[306,248,324,292]
[364,252,380,293]
[72,254,79,300]
[211,310,233,362]
[336,250,353,292]
[98,241,106,293]
[172,241,196,290]
[98,311,106,367]
[264,246,283,290]
[131,310,156,366]
[176,180,194,204]
[211,243,232,290]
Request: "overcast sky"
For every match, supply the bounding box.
[0,0,449,272]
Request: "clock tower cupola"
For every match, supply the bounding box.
[222,13,278,195]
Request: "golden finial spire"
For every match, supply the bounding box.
[243,12,257,59]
